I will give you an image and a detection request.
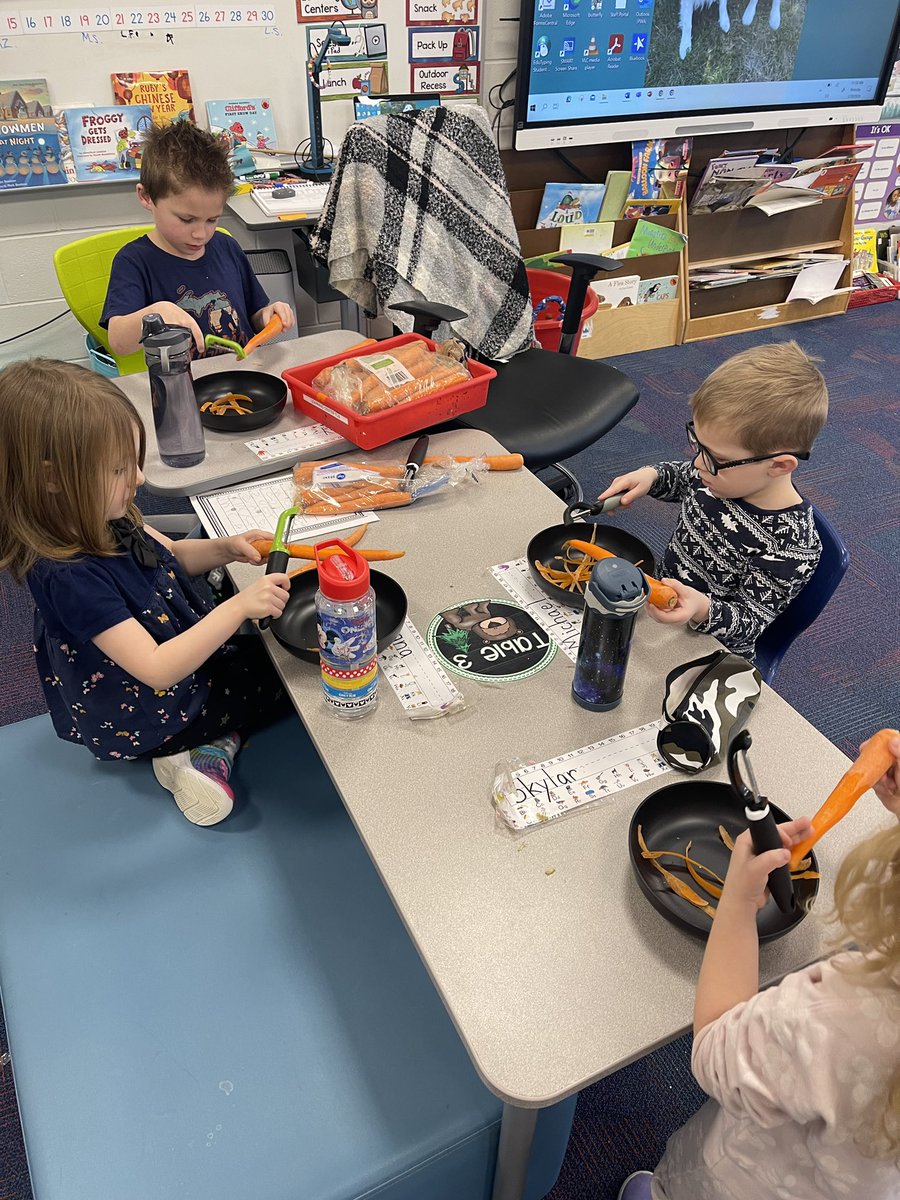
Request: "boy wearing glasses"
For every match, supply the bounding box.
[597,341,828,661]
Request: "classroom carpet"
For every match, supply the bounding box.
[0,304,898,1199]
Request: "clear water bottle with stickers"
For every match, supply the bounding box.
[314,539,378,719]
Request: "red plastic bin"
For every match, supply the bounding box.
[527,267,600,354]
[282,333,496,450]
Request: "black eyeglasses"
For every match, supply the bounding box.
[685,421,810,477]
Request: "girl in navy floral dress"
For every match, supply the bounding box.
[0,359,292,826]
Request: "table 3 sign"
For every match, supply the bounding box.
[428,599,556,683]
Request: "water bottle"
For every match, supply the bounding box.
[141,313,205,468]
[314,539,378,719]
[572,557,649,712]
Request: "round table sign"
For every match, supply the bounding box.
[427,598,557,683]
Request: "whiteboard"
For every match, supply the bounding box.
[2,0,482,178]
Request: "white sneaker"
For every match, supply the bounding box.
[153,750,234,826]
[618,1171,653,1200]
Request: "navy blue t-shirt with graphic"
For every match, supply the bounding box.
[100,232,269,352]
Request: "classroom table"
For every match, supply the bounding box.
[225,194,367,333]
[221,427,886,1200]
[115,333,362,497]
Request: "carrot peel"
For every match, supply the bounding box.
[789,728,899,869]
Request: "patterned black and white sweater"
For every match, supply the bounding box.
[650,460,822,661]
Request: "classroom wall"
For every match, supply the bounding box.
[0,0,519,367]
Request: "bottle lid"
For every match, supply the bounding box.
[315,539,370,601]
[140,314,192,351]
[584,557,648,618]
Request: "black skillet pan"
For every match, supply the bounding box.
[269,569,408,663]
[194,370,288,433]
[628,781,819,943]
[527,501,656,610]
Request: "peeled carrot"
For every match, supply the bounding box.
[243,313,284,356]
[789,728,900,869]
[250,538,403,562]
[564,539,678,610]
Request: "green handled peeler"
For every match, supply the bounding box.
[205,333,248,358]
[258,504,297,630]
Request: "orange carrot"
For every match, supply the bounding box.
[251,539,403,562]
[424,454,525,471]
[789,728,900,869]
[564,539,678,610]
[243,313,283,356]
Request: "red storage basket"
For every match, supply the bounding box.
[527,267,599,353]
[283,334,496,450]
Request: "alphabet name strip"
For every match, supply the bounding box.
[494,722,672,832]
[490,557,583,663]
[1,7,277,34]
[378,617,465,717]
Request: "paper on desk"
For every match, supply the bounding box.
[490,558,583,662]
[379,618,465,718]
[787,260,851,304]
[244,423,344,464]
[493,722,672,832]
[191,470,379,540]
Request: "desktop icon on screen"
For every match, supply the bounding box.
[631,33,646,53]
[535,35,551,56]
[608,33,624,53]
[561,36,576,56]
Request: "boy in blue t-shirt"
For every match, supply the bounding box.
[101,121,294,357]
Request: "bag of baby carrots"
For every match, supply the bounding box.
[311,340,471,416]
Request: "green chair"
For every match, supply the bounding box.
[53,226,153,377]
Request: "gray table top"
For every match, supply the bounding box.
[226,192,320,231]
[115,334,362,497]
[228,428,886,1109]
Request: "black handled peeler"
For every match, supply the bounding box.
[727,730,795,914]
[258,504,296,631]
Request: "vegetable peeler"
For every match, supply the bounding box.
[204,314,284,360]
[258,504,297,631]
[727,730,795,913]
[400,435,429,492]
[564,496,625,523]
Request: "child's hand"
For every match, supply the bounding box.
[239,572,291,621]
[258,302,295,333]
[868,731,900,818]
[152,301,204,353]
[645,578,710,627]
[720,817,815,911]
[597,466,658,508]
[221,530,273,565]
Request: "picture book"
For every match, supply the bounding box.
[629,138,692,203]
[537,182,607,229]
[53,110,78,184]
[794,159,862,199]
[626,220,687,257]
[688,154,760,213]
[852,228,879,275]
[638,275,679,303]
[64,106,153,183]
[0,120,68,190]
[111,72,194,124]
[206,98,277,152]
[558,222,615,254]
[0,79,53,121]
[622,199,681,219]
[599,169,631,220]
[590,274,640,308]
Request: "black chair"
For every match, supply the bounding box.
[389,252,639,502]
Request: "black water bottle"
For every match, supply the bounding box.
[572,557,649,711]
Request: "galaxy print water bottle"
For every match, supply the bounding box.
[572,557,648,712]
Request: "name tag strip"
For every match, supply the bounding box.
[379,618,465,718]
[490,558,582,662]
[244,424,345,464]
[494,722,672,832]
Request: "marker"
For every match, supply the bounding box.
[246,170,281,181]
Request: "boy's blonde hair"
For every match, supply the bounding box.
[831,821,900,1161]
[0,359,145,582]
[139,121,233,202]
[690,341,828,455]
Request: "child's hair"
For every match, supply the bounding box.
[139,121,233,202]
[0,359,146,582]
[831,821,900,1161]
[690,341,828,456]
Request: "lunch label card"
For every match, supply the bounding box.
[428,599,556,683]
[494,723,672,832]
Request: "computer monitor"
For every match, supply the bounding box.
[514,0,900,150]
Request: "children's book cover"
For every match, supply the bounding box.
[622,199,681,219]
[0,120,67,190]
[629,138,692,202]
[852,228,878,275]
[0,79,53,121]
[626,219,688,257]
[558,221,615,253]
[590,274,640,308]
[638,275,679,303]
[111,72,194,124]
[64,106,153,182]
[206,99,278,152]
[537,182,607,228]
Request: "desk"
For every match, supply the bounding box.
[226,194,367,333]
[116,333,361,497]
[226,427,884,1200]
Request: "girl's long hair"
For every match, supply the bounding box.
[831,820,900,1160]
[0,359,146,581]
